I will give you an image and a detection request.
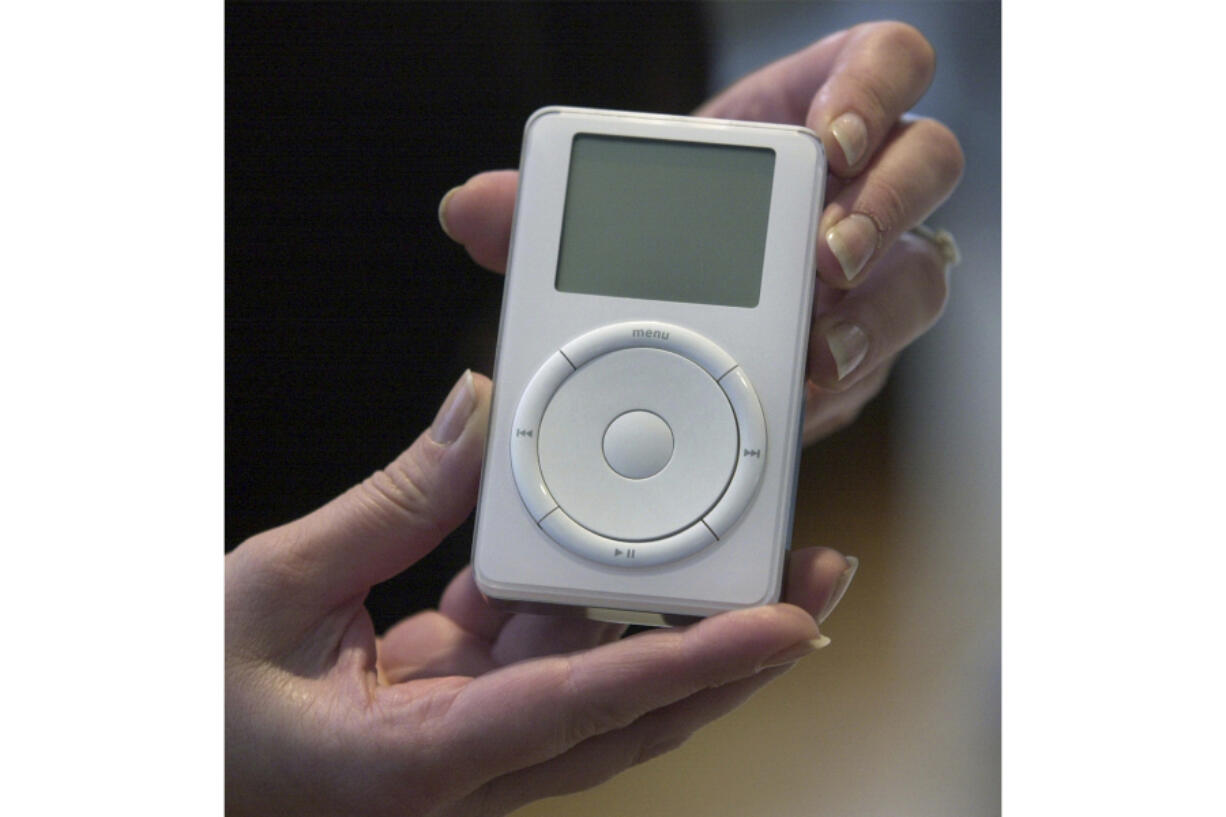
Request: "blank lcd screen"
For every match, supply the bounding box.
[554,134,775,308]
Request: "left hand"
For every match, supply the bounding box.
[440,21,964,444]
[226,371,852,817]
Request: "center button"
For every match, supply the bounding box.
[602,410,674,479]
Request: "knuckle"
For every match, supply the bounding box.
[567,696,626,747]
[860,176,909,236]
[556,655,630,748]
[835,23,937,136]
[362,459,433,523]
[348,458,449,546]
[234,524,317,590]
[841,71,892,129]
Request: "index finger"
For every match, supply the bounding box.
[416,604,824,781]
[805,21,936,176]
[694,28,848,125]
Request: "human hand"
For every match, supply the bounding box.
[226,370,853,816]
[439,21,963,445]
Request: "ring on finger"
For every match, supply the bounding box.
[907,223,961,270]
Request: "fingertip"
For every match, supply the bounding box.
[427,370,491,448]
[891,231,952,322]
[820,555,859,624]
[822,213,879,286]
[438,565,514,644]
[437,185,462,240]
[468,369,493,403]
[438,170,519,273]
[806,20,938,178]
[828,110,869,169]
[463,373,493,445]
[816,197,878,288]
[807,315,869,391]
[784,547,853,620]
[809,97,871,180]
[817,233,867,290]
[707,600,821,645]
[770,601,824,638]
[816,241,851,290]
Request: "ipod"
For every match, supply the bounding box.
[471,106,826,625]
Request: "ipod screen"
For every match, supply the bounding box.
[555,134,775,308]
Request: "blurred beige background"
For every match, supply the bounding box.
[515,3,1000,815]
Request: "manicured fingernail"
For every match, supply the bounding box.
[429,369,476,444]
[818,556,859,624]
[760,634,832,669]
[438,185,462,240]
[829,112,868,166]
[826,214,878,281]
[826,323,869,381]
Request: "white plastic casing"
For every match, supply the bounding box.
[471,106,825,623]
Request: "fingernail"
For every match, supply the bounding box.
[429,370,476,445]
[438,185,462,240]
[818,556,859,624]
[825,214,878,281]
[760,635,832,670]
[825,323,869,381]
[829,112,869,166]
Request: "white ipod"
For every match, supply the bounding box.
[471,106,826,625]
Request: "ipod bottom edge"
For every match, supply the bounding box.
[483,595,703,628]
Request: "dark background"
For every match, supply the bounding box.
[226,2,713,631]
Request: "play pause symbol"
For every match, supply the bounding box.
[613,548,637,559]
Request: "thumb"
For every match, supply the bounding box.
[236,370,491,613]
[438,170,519,274]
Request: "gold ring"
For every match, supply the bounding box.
[908,224,961,269]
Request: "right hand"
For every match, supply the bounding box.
[440,21,963,446]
